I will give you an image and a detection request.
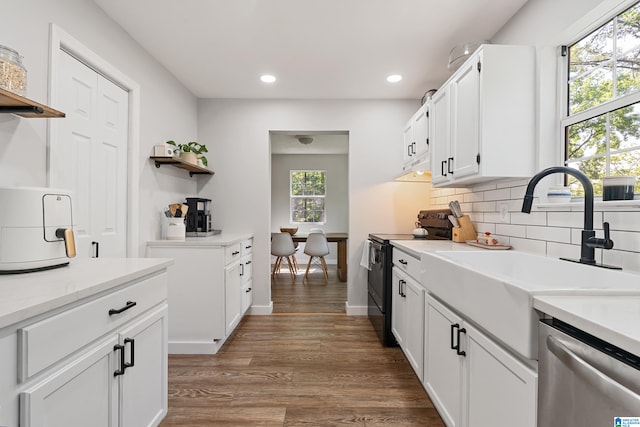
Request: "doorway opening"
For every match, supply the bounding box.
[269,131,349,314]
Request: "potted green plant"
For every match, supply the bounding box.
[166,140,208,166]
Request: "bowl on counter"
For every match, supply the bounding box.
[280,227,298,235]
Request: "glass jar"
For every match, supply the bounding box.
[0,45,27,96]
[546,185,572,203]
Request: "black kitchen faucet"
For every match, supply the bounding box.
[521,166,621,270]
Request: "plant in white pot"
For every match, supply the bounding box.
[166,140,208,166]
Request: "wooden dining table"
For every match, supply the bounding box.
[291,233,348,282]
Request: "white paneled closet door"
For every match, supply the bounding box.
[51,50,128,258]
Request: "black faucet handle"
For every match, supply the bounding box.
[602,222,614,249]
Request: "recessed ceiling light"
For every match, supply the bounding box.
[387,74,402,83]
[260,74,276,83]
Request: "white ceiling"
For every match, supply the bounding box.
[270,132,349,155]
[93,0,528,100]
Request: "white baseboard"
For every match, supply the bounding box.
[168,340,222,355]
[345,302,367,316]
[247,302,273,315]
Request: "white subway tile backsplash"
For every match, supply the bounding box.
[483,212,503,223]
[484,188,511,201]
[510,237,547,255]
[609,230,640,252]
[463,192,484,202]
[526,225,571,243]
[546,242,582,261]
[547,211,589,228]
[605,212,640,232]
[431,179,640,270]
[475,222,496,234]
[511,212,547,226]
[603,250,640,273]
[495,223,526,238]
[472,201,497,212]
[509,185,528,200]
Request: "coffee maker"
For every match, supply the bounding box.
[185,197,214,236]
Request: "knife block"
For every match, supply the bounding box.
[452,215,477,242]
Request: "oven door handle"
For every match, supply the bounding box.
[546,335,640,408]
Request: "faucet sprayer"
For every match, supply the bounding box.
[521,166,620,270]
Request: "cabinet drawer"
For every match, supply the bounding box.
[241,238,253,257]
[19,272,167,382]
[392,248,420,280]
[225,243,242,265]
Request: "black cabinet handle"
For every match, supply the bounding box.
[411,142,416,155]
[92,241,99,258]
[426,137,429,146]
[441,160,447,176]
[400,279,406,298]
[124,338,135,368]
[246,287,252,293]
[232,250,240,256]
[450,323,459,350]
[407,144,412,157]
[448,157,454,174]
[246,260,252,265]
[114,344,126,377]
[398,259,408,265]
[456,328,467,356]
[245,245,252,249]
[240,263,245,277]
[109,301,137,316]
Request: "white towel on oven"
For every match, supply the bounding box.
[360,239,372,270]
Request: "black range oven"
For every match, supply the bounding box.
[367,209,453,346]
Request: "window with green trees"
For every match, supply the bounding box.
[563,0,640,196]
[290,170,326,223]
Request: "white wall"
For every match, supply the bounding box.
[430,0,640,272]
[197,99,431,313]
[271,153,348,264]
[0,0,199,255]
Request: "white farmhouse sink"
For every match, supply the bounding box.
[421,250,640,360]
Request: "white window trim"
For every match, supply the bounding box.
[558,0,640,188]
[289,170,327,224]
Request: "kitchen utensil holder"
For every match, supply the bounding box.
[452,215,477,242]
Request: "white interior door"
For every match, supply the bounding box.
[51,50,128,258]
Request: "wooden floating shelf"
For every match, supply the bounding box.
[0,88,65,118]
[150,156,214,177]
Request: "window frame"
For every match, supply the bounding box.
[289,169,327,224]
[560,0,640,195]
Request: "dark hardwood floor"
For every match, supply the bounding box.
[160,265,445,426]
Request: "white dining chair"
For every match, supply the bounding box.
[271,232,296,282]
[303,232,330,281]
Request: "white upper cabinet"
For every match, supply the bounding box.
[402,103,430,173]
[430,44,536,187]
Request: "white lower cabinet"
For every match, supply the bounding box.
[391,265,424,380]
[146,236,253,354]
[424,294,537,427]
[20,335,119,427]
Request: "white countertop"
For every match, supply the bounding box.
[146,232,253,247]
[391,238,640,358]
[534,295,640,357]
[389,239,478,258]
[0,257,173,330]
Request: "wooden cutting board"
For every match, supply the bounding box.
[465,240,512,250]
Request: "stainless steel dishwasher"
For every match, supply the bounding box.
[538,319,640,427]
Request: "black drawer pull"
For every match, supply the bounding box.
[245,245,252,249]
[232,250,240,256]
[124,338,135,369]
[451,323,460,350]
[109,301,137,315]
[114,344,126,377]
[456,328,467,356]
[398,259,408,265]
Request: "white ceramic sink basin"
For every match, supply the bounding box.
[422,250,640,359]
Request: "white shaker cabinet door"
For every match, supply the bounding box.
[225,261,243,335]
[450,58,480,180]
[430,86,450,185]
[20,335,119,427]
[465,323,537,427]
[119,305,168,427]
[424,294,464,427]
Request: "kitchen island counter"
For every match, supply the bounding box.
[0,257,173,330]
